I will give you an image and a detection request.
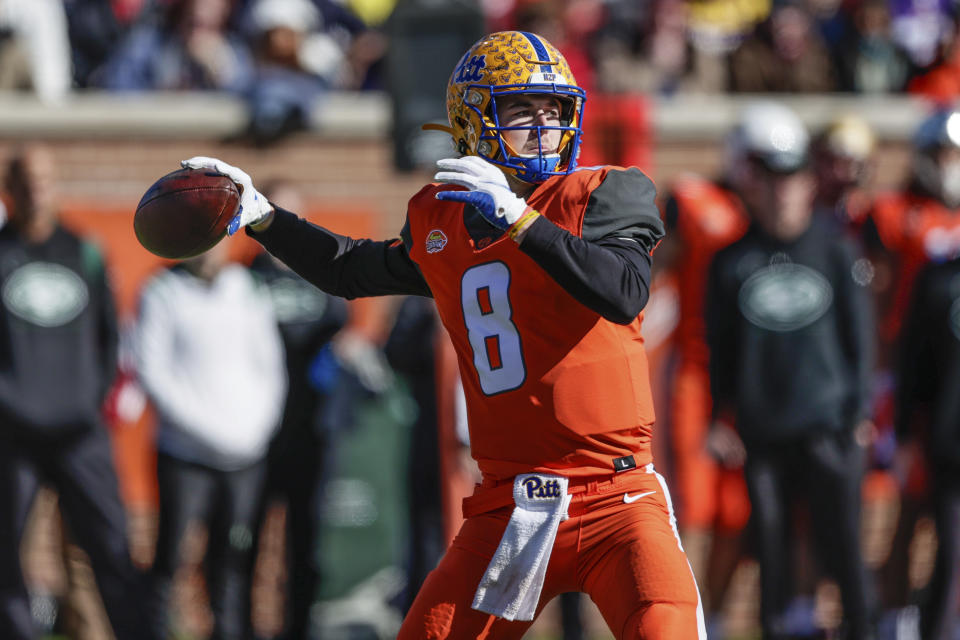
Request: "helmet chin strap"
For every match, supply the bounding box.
[500,133,562,182]
[515,154,561,181]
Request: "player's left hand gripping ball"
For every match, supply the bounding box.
[434,156,531,231]
[181,156,273,235]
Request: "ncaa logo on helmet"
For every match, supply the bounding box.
[426,229,448,254]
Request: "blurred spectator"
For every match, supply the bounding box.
[593,0,691,95]
[705,102,877,640]
[812,113,878,232]
[659,107,755,635]
[0,144,145,639]
[243,0,331,142]
[239,0,386,142]
[0,0,72,103]
[729,1,837,93]
[135,240,286,640]
[686,0,770,92]
[867,107,960,350]
[895,256,960,640]
[866,107,960,631]
[805,0,851,54]
[307,0,387,90]
[835,0,911,93]
[96,0,254,92]
[64,0,146,88]
[635,0,691,94]
[908,18,960,104]
[250,181,347,640]
[890,0,954,71]
[514,1,598,95]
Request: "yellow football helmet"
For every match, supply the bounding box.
[438,31,586,184]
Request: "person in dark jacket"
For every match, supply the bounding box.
[250,181,348,640]
[0,144,144,639]
[895,256,960,639]
[705,103,877,640]
[383,295,446,613]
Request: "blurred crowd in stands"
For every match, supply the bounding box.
[6,0,960,138]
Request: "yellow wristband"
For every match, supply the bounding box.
[508,208,540,241]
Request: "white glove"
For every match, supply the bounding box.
[181,156,273,235]
[434,156,530,230]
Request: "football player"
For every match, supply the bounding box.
[868,106,960,627]
[896,254,960,640]
[811,114,877,234]
[183,30,704,639]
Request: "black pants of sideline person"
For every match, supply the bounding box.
[0,425,144,640]
[921,465,960,640]
[745,429,876,640]
[148,453,268,640]
[266,422,332,640]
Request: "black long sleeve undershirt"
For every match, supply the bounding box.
[518,215,653,324]
[252,206,654,324]
[251,207,431,299]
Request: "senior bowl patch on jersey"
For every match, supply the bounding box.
[426,229,448,254]
[738,262,833,332]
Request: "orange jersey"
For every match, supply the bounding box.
[667,174,749,365]
[405,168,657,482]
[870,191,960,342]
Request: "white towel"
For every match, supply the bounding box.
[471,473,571,621]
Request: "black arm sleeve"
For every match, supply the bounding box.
[520,218,654,324]
[250,207,432,299]
[518,168,664,325]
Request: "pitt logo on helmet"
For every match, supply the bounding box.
[454,54,487,84]
[438,31,587,184]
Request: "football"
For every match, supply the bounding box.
[134,168,240,259]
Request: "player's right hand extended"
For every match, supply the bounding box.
[434,156,530,231]
[181,156,273,234]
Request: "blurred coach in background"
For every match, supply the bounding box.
[136,239,287,640]
[706,102,877,640]
[0,144,145,639]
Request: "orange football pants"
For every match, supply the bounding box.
[397,465,705,639]
[670,361,750,533]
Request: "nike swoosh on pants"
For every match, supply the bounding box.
[623,491,656,504]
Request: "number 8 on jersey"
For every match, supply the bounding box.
[461,262,526,395]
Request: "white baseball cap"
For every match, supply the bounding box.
[250,0,320,32]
